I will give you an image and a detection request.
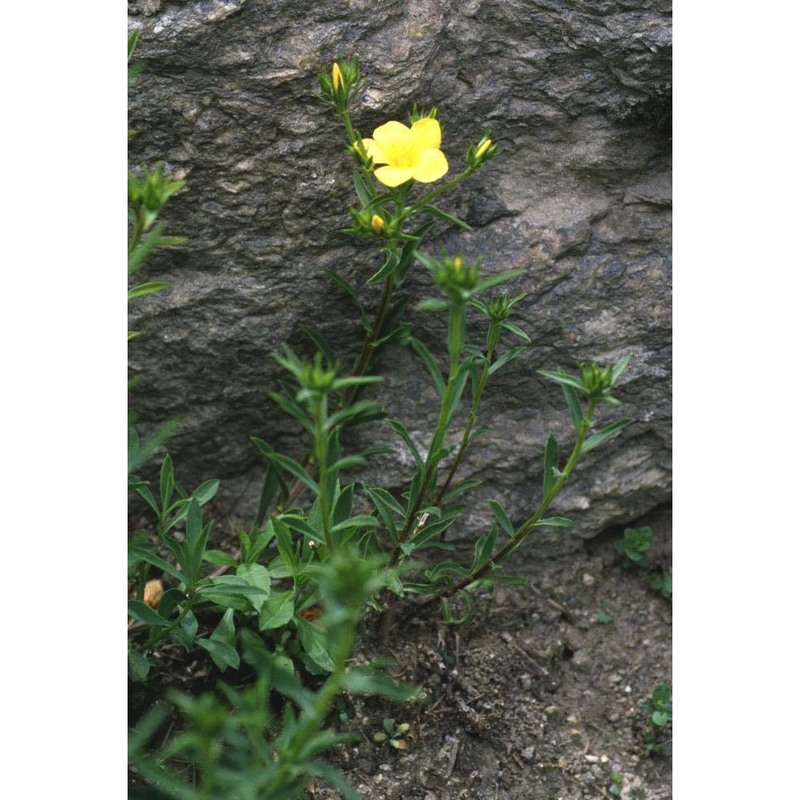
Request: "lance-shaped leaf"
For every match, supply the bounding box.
[488,499,514,537]
[394,220,437,284]
[265,451,319,495]
[128,600,170,627]
[582,417,633,453]
[409,336,445,397]
[543,433,559,497]
[128,543,186,584]
[533,517,574,528]
[326,268,369,330]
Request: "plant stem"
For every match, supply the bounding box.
[435,318,501,506]
[341,272,395,408]
[402,166,477,219]
[312,391,334,551]
[417,399,599,609]
[141,593,197,651]
[387,301,465,569]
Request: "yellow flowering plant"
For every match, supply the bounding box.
[130,52,636,799]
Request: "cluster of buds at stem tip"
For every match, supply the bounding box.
[348,207,392,238]
[466,133,498,169]
[433,254,481,302]
[577,359,629,406]
[319,57,360,113]
[483,291,527,323]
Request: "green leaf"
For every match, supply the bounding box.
[415,298,450,313]
[471,526,499,571]
[499,320,531,342]
[533,516,574,528]
[409,336,445,397]
[365,486,403,539]
[128,600,170,627]
[301,325,336,366]
[395,220,436,283]
[296,617,335,672]
[205,608,239,673]
[538,368,585,392]
[367,249,400,285]
[472,268,525,295]
[268,388,314,433]
[488,345,528,376]
[202,549,238,567]
[330,515,380,534]
[128,544,186,584]
[441,477,482,502]
[128,29,140,62]
[416,204,472,230]
[159,454,175,513]
[443,360,472,429]
[582,417,633,453]
[198,576,270,597]
[128,649,151,682]
[192,479,220,506]
[543,433,559,497]
[267,452,319,494]
[387,419,424,470]
[611,354,632,385]
[128,281,171,300]
[157,588,185,619]
[488,499,514,537]
[197,635,240,672]
[342,668,425,701]
[326,268,369,330]
[236,563,271,612]
[352,168,375,207]
[182,499,207,584]
[259,590,295,630]
[561,383,584,430]
[651,710,669,727]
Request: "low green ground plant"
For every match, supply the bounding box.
[642,682,673,755]
[617,525,672,600]
[129,50,637,797]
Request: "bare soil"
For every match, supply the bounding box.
[129,504,671,799]
[307,505,672,800]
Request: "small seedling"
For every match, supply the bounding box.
[596,606,612,624]
[373,718,411,750]
[617,526,653,567]
[642,682,672,754]
[646,569,672,599]
[609,770,624,796]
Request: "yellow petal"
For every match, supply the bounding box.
[374,165,416,187]
[360,137,388,164]
[410,117,442,151]
[412,148,449,183]
[372,121,413,164]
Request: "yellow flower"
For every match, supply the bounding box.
[361,118,449,188]
[332,62,343,91]
[371,214,385,234]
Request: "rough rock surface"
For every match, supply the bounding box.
[128,0,672,556]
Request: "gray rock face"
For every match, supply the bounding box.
[129,0,671,557]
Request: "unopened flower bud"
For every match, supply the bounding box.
[371,214,385,235]
[332,62,343,91]
[475,139,492,159]
[144,579,164,609]
[453,256,463,271]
